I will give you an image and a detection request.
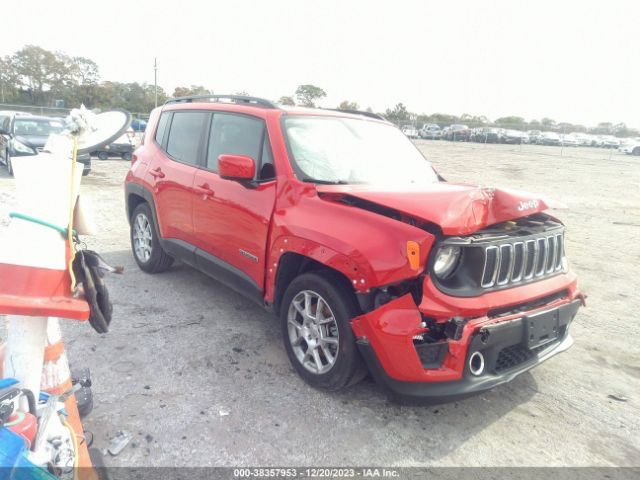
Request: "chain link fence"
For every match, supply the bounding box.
[0,103,150,122]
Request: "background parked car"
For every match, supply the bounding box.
[445,124,471,141]
[499,129,525,144]
[539,131,561,146]
[91,130,136,160]
[0,112,91,175]
[595,135,620,148]
[618,138,640,155]
[419,123,441,139]
[527,130,542,144]
[560,134,580,147]
[401,125,419,139]
[130,118,148,132]
[472,127,501,143]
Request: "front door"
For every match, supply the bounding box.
[192,112,277,290]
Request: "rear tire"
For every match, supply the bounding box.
[122,152,132,161]
[97,151,109,160]
[130,203,174,273]
[281,271,367,391]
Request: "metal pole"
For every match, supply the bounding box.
[154,58,158,108]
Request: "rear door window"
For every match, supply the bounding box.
[165,111,208,165]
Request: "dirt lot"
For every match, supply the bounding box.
[1,142,639,467]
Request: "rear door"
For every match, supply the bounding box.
[146,110,208,248]
[192,111,277,290]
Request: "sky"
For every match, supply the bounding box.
[1,0,639,128]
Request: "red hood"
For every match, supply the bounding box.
[316,182,558,235]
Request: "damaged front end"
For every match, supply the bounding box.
[351,214,585,403]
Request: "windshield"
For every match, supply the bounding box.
[283,116,438,185]
[14,118,64,137]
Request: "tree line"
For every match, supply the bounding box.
[0,45,635,136]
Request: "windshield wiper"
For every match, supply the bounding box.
[301,177,351,185]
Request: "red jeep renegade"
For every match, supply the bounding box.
[125,95,584,401]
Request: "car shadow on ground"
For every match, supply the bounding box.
[67,249,539,465]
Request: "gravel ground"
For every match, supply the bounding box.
[1,142,639,467]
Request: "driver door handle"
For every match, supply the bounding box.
[149,167,165,179]
[195,183,214,197]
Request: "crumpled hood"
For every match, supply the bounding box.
[316,182,560,236]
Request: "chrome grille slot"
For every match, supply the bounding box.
[524,239,536,279]
[476,229,565,292]
[546,236,556,273]
[512,242,525,282]
[555,234,563,270]
[535,238,547,276]
[497,244,513,285]
[481,246,499,287]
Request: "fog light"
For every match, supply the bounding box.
[469,351,485,376]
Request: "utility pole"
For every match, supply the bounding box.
[154,58,158,108]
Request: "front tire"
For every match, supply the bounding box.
[281,271,367,391]
[130,203,174,273]
[97,151,109,160]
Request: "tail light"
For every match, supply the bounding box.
[131,153,138,165]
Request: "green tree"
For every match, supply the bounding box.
[70,57,99,85]
[384,103,410,125]
[0,56,18,103]
[10,45,71,104]
[295,84,326,107]
[337,100,359,110]
[541,117,556,129]
[278,96,295,106]
[495,116,526,129]
[172,85,211,97]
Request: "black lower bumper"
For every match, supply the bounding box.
[359,299,581,404]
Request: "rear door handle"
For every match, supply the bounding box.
[149,167,165,179]
[195,183,214,197]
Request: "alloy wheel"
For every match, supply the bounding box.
[287,290,340,375]
[132,213,153,262]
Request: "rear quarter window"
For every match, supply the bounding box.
[154,112,170,146]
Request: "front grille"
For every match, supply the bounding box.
[481,232,564,288]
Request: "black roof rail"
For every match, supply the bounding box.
[165,94,278,109]
[329,108,387,121]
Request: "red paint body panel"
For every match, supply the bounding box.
[316,184,551,236]
[192,169,276,288]
[125,100,585,390]
[263,185,434,301]
[219,154,256,180]
[147,156,196,243]
[352,273,582,382]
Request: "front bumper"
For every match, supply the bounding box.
[351,275,583,402]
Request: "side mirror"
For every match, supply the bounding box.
[218,154,255,181]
